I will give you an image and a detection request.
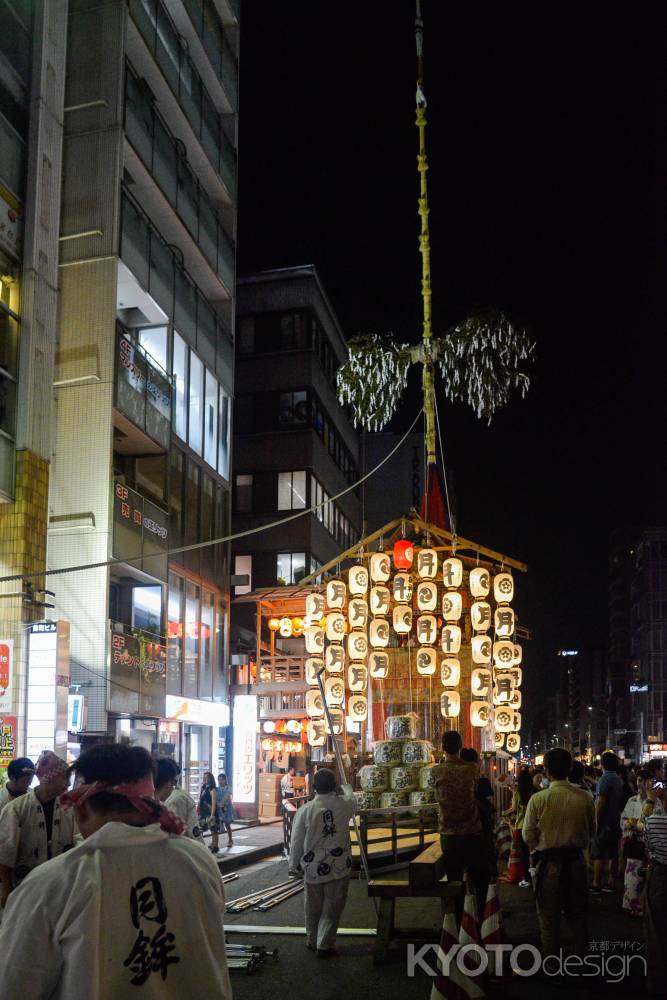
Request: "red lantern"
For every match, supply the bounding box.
[393,539,414,570]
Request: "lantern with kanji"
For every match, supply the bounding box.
[307,720,326,746]
[348,598,368,630]
[441,657,461,687]
[326,579,347,610]
[392,572,413,604]
[494,706,513,733]
[493,674,515,704]
[494,606,515,637]
[279,616,292,638]
[393,604,413,634]
[393,539,414,570]
[472,634,492,664]
[325,644,345,672]
[442,556,463,589]
[349,564,369,596]
[417,614,437,646]
[440,690,461,718]
[305,657,323,685]
[325,675,345,707]
[348,630,368,662]
[495,732,505,749]
[325,708,345,736]
[471,701,492,727]
[469,566,491,598]
[306,592,325,621]
[369,651,389,678]
[306,688,324,717]
[471,601,492,632]
[370,618,390,648]
[493,572,514,604]
[370,585,391,616]
[471,667,492,697]
[417,547,438,579]
[305,626,324,655]
[506,733,521,753]
[493,639,515,668]
[348,694,368,722]
[348,663,368,691]
[370,552,391,582]
[325,612,346,642]
[441,591,462,622]
[416,580,437,612]
[440,624,461,655]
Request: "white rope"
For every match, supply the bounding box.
[1,408,425,584]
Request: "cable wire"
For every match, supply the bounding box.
[1,408,425,585]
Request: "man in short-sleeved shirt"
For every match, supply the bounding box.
[591,751,623,892]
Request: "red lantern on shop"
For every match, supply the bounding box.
[393,539,414,570]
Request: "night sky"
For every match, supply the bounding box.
[236,2,663,728]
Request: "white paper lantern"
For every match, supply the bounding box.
[325,708,345,736]
[348,663,368,692]
[370,552,391,583]
[493,572,514,604]
[325,644,345,672]
[279,616,292,637]
[392,604,413,634]
[513,643,523,665]
[472,634,492,664]
[442,557,463,589]
[348,631,368,661]
[511,711,522,732]
[306,688,324,717]
[370,585,391,616]
[326,579,347,610]
[348,694,368,722]
[493,675,515,704]
[392,572,413,603]
[495,731,505,749]
[416,614,437,646]
[348,564,369,596]
[471,601,492,633]
[441,657,461,687]
[440,624,462,655]
[416,647,437,675]
[441,591,463,622]
[494,706,513,733]
[325,675,345,706]
[470,701,492,727]
[369,651,390,678]
[440,690,461,717]
[307,720,326,747]
[509,689,522,709]
[506,733,521,753]
[508,666,523,687]
[417,581,438,612]
[325,612,346,642]
[348,598,369,629]
[369,617,390,648]
[417,548,438,579]
[494,606,515,637]
[305,657,324,685]
[469,567,491,598]
[493,640,515,668]
[305,593,325,620]
[471,667,492,697]
[305,626,325,654]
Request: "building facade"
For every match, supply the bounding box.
[629,527,667,755]
[25,0,240,792]
[231,266,361,608]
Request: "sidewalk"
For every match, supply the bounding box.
[201,819,284,873]
[224,862,647,1000]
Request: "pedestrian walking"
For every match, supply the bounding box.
[590,751,624,893]
[432,730,491,918]
[281,766,296,799]
[155,759,199,839]
[522,748,595,965]
[288,767,356,957]
[643,793,667,997]
[0,743,231,1000]
[500,767,534,886]
[0,758,34,811]
[216,773,234,848]
[619,768,652,916]
[197,771,219,854]
[0,751,75,908]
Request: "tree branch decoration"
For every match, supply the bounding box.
[337,313,535,431]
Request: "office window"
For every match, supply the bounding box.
[167,572,184,695]
[234,554,252,595]
[199,589,214,700]
[235,474,252,513]
[188,351,203,454]
[173,330,187,440]
[277,552,306,586]
[217,385,230,479]
[132,585,162,633]
[277,470,306,510]
[279,390,308,426]
[204,368,218,467]
[138,326,168,373]
[183,580,200,698]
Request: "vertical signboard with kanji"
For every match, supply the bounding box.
[232,695,257,806]
[0,716,17,767]
[0,640,13,714]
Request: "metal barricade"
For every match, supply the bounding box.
[282,793,310,857]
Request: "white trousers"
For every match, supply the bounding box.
[304,875,350,950]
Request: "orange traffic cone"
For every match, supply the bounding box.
[498,829,525,884]
[481,882,504,948]
[431,911,486,1000]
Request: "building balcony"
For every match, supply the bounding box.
[164,0,238,112]
[112,479,170,583]
[114,328,172,454]
[127,0,237,201]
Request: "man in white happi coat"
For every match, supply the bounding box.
[0,742,231,1000]
[289,766,357,956]
[0,751,75,907]
[155,757,200,839]
[0,757,35,812]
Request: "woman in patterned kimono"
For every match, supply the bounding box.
[619,768,652,916]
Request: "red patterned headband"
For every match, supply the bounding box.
[60,777,185,835]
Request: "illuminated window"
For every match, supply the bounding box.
[277,470,306,510]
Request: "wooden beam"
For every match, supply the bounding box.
[297,517,403,587]
[410,515,528,573]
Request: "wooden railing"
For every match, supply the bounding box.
[258,656,306,684]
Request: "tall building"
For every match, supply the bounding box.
[15,0,239,790]
[608,527,640,731]
[231,266,361,622]
[0,2,68,764]
[556,647,607,756]
[630,527,667,753]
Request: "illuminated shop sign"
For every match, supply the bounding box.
[165,695,230,728]
[233,695,257,804]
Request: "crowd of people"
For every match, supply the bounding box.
[432,732,667,992]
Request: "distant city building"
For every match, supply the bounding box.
[556,648,607,756]
[608,527,640,731]
[630,527,667,753]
